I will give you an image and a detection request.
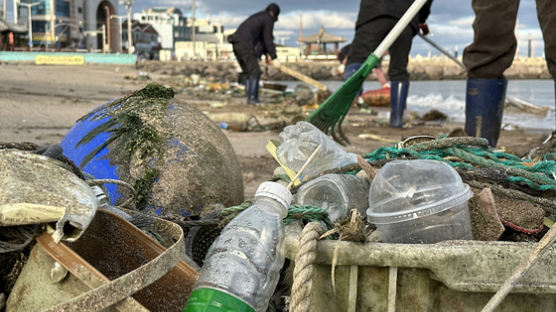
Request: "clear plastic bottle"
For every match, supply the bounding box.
[295,174,370,223]
[276,121,357,177]
[184,182,292,312]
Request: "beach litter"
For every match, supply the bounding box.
[0,76,554,311]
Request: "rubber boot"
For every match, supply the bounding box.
[245,77,253,104]
[390,81,409,128]
[253,77,261,104]
[464,79,507,147]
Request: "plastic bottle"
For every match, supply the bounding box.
[184,181,292,312]
[295,174,370,223]
[276,121,357,177]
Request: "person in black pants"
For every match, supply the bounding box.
[228,3,280,105]
[344,0,433,128]
[463,0,556,146]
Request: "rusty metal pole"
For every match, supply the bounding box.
[104,5,110,53]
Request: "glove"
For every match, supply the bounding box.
[418,23,430,35]
[337,64,345,75]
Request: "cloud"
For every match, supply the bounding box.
[277,11,356,30]
[448,16,475,27]
[429,23,473,37]
[273,30,295,39]
[216,14,245,27]
[215,10,356,31]
[125,0,545,56]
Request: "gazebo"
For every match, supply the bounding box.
[300,26,346,55]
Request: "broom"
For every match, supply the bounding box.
[307,0,430,144]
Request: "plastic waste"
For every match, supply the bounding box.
[184,181,292,312]
[295,174,370,223]
[276,121,357,177]
[0,149,97,243]
[367,159,473,244]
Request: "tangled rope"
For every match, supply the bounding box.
[290,222,324,312]
[364,137,556,191]
[218,202,333,231]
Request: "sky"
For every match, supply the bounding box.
[138,0,546,57]
[3,0,547,57]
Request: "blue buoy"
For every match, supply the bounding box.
[61,84,244,217]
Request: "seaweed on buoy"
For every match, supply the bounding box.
[76,84,174,210]
[62,83,244,216]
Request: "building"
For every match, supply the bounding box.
[1,16,27,50]
[188,17,224,44]
[13,0,120,51]
[134,7,226,59]
[133,7,188,53]
[122,19,159,59]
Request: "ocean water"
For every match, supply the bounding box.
[274,80,556,130]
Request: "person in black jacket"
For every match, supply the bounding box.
[344,0,433,128]
[228,3,280,105]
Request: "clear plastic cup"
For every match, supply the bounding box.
[367,160,473,244]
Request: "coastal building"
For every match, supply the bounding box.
[276,45,302,62]
[122,19,159,59]
[173,17,225,60]
[188,17,224,44]
[133,7,225,60]
[133,7,188,54]
[14,0,120,51]
[0,16,27,50]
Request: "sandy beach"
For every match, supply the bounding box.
[0,63,551,197]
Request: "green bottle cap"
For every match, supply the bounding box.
[183,288,255,312]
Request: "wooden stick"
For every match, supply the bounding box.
[287,144,322,190]
[481,224,556,312]
[274,64,329,92]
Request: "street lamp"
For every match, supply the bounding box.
[191,0,196,57]
[17,0,40,49]
[110,14,126,53]
[119,0,134,55]
[45,20,83,50]
[84,24,107,53]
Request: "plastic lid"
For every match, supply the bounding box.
[184,288,255,312]
[367,160,473,224]
[255,181,292,213]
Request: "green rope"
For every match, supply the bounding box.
[404,137,489,152]
[448,147,556,189]
[364,137,556,191]
[284,204,333,232]
[218,201,333,231]
[271,173,291,183]
[218,200,252,224]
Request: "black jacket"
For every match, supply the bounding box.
[230,10,277,59]
[356,0,433,32]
